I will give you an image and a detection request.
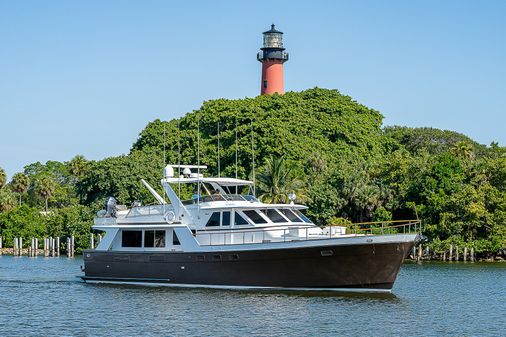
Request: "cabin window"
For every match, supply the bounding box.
[293,209,312,223]
[263,80,268,88]
[281,209,302,222]
[222,211,231,226]
[144,230,166,248]
[173,231,181,245]
[262,209,286,223]
[243,210,267,224]
[206,212,221,227]
[122,230,142,247]
[234,212,249,226]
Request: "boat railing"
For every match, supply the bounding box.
[125,204,169,217]
[182,194,258,205]
[197,219,422,246]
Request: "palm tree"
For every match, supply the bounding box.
[35,176,56,212]
[0,167,6,189]
[0,188,16,212]
[68,155,89,178]
[11,173,30,205]
[451,141,474,160]
[256,155,308,204]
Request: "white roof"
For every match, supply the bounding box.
[198,203,308,210]
[162,177,253,186]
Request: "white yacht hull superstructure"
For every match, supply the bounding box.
[82,164,421,292]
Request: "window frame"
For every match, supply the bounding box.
[280,209,304,222]
[144,229,166,248]
[233,211,251,226]
[242,210,268,224]
[262,209,288,223]
[206,212,221,227]
[121,230,143,248]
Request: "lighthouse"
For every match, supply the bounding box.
[257,24,289,95]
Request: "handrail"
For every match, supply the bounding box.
[125,204,169,218]
[197,219,421,246]
[197,224,315,233]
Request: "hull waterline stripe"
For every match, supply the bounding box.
[81,278,392,293]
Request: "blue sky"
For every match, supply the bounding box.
[1,0,505,178]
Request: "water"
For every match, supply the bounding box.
[0,256,504,337]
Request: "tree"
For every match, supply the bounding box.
[35,176,56,212]
[256,155,307,204]
[0,188,16,212]
[11,173,30,205]
[68,155,89,180]
[451,141,475,160]
[0,167,6,188]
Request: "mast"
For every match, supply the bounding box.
[251,119,256,196]
[217,121,221,178]
[197,114,201,214]
[178,120,181,198]
[235,118,238,194]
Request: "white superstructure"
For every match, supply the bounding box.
[93,164,356,253]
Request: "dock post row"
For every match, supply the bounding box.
[0,235,75,257]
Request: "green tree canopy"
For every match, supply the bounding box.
[0,167,6,188]
[256,154,307,204]
[11,172,30,205]
[35,175,57,212]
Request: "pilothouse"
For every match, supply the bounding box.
[82,164,421,292]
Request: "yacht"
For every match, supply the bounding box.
[81,164,421,292]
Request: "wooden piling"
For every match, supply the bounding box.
[443,251,446,261]
[456,246,459,261]
[35,238,38,256]
[464,246,468,261]
[56,237,60,256]
[412,246,416,260]
[417,244,422,260]
[44,238,48,257]
[449,244,453,261]
[19,237,23,256]
[67,237,71,257]
[425,246,429,257]
[0,236,3,256]
[13,238,18,256]
[470,247,475,262]
[71,235,75,257]
[51,237,55,257]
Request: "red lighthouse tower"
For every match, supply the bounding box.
[257,24,289,95]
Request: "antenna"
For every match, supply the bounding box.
[163,123,166,168]
[197,114,201,212]
[235,118,238,179]
[217,121,221,178]
[178,119,181,199]
[251,119,256,196]
[163,123,166,215]
[235,116,238,194]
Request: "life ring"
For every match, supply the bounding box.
[164,211,176,224]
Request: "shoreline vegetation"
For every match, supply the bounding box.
[0,88,505,259]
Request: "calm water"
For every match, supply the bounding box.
[0,256,504,337]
